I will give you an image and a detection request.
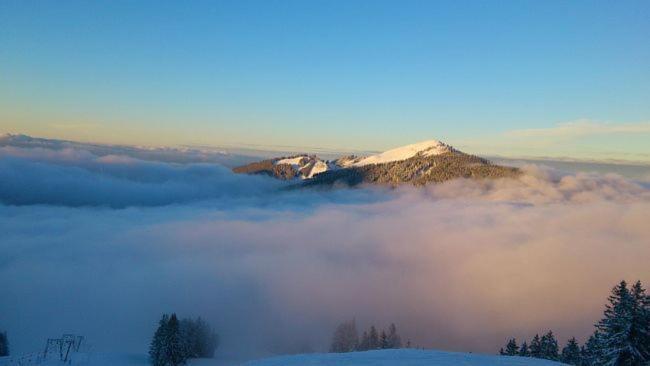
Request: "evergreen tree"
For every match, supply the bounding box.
[368,326,380,350]
[386,324,402,349]
[561,337,582,365]
[503,338,519,356]
[540,331,559,361]
[180,317,219,358]
[0,331,9,357]
[164,313,185,366]
[380,330,389,349]
[581,331,604,366]
[596,280,649,365]
[529,334,542,358]
[180,318,197,358]
[630,280,650,362]
[358,331,370,351]
[519,341,529,357]
[329,320,359,353]
[151,313,219,364]
[150,314,169,366]
[196,318,219,358]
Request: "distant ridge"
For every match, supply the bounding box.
[233,140,520,186]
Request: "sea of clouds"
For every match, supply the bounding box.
[1,140,649,361]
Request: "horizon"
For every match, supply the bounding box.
[2,1,650,162]
[4,131,650,169]
[1,2,649,365]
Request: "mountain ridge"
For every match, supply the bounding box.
[233,140,520,186]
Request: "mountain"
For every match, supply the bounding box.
[337,140,456,167]
[233,140,520,186]
[232,154,339,180]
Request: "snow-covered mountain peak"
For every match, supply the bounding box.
[274,155,333,179]
[233,138,519,185]
[344,140,455,167]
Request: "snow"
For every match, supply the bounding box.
[1,349,567,366]
[0,353,234,366]
[268,140,454,179]
[243,349,567,366]
[350,140,453,167]
[274,155,334,179]
[307,160,330,178]
[275,156,307,166]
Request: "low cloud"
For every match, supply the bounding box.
[0,144,649,362]
[504,119,650,138]
[0,145,281,208]
[455,119,650,164]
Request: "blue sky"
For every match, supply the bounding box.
[1,0,649,161]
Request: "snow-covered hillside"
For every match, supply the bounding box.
[0,353,234,366]
[275,155,334,179]
[1,349,566,366]
[233,139,466,182]
[341,140,455,167]
[243,349,566,366]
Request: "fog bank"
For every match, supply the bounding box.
[1,144,649,361]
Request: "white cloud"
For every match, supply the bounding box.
[454,119,650,163]
[504,119,650,138]
[1,143,649,361]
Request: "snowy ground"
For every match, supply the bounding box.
[0,353,239,366]
[242,349,567,366]
[347,140,452,167]
[2,349,566,366]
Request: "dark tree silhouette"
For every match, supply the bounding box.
[330,320,359,353]
[561,337,581,365]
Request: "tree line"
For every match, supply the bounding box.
[149,313,219,366]
[0,331,9,357]
[499,280,650,365]
[330,320,404,353]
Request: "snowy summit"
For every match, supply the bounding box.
[234,138,519,186]
[344,140,455,167]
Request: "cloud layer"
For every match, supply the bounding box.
[0,145,283,208]
[455,119,650,163]
[1,144,649,362]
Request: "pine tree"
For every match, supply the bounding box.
[596,280,649,365]
[329,320,359,353]
[581,331,604,366]
[540,331,559,361]
[529,334,542,358]
[0,331,9,357]
[630,281,650,363]
[519,341,529,357]
[386,324,402,349]
[368,326,380,350]
[180,317,219,359]
[150,314,169,366]
[196,318,219,358]
[380,330,389,349]
[358,331,370,351]
[561,337,582,365]
[502,338,519,356]
[180,318,197,358]
[165,313,186,366]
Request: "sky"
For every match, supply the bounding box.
[1,0,649,161]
